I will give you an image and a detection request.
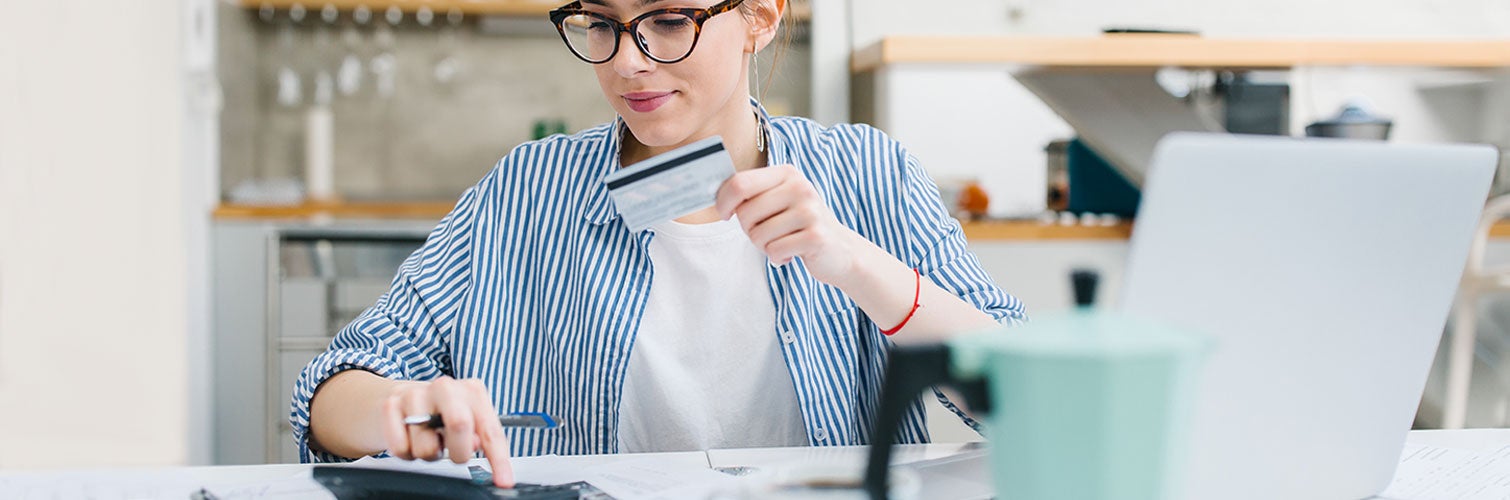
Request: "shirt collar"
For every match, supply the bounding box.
[582,97,782,226]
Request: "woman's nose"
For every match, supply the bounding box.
[610,30,654,77]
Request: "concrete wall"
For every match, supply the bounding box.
[218,6,812,202]
[0,0,193,468]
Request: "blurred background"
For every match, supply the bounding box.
[3,0,1510,469]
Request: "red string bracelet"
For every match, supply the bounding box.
[880,269,921,336]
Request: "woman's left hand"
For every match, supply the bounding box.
[714,164,862,285]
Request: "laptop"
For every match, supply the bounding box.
[1120,133,1498,499]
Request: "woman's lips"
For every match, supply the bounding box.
[623,91,675,113]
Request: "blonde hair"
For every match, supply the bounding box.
[739,0,792,100]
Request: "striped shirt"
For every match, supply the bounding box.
[290,101,1027,463]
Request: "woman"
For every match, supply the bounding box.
[292,0,1025,487]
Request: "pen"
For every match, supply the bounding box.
[402,412,558,430]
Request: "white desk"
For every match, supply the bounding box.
[3,431,1506,499]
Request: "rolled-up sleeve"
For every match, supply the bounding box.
[899,152,1027,327]
[289,172,489,463]
[888,139,1028,434]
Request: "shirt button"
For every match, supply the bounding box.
[780,330,796,344]
[814,427,829,442]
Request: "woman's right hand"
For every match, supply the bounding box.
[380,376,515,487]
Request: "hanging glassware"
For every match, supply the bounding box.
[432,7,466,90]
[370,5,402,99]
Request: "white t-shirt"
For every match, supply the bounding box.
[616,217,810,453]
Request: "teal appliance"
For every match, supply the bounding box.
[863,271,1209,500]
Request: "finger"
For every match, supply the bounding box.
[744,203,822,253]
[432,378,477,465]
[764,228,822,265]
[714,166,791,219]
[731,179,812,233]
[382,391,413,460]
[466,380,515,488]
[405,381,443,461]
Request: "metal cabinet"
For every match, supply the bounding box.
[213,221,429,464]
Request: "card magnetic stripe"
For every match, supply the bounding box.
[604,141,726,191]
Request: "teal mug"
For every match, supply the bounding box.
[864,271,1209,500]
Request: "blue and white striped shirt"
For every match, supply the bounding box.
[290,102,1027,463]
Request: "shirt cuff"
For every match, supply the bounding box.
[289,348,406,463]
[933,387,985,435]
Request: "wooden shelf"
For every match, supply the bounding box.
[961,220,1134,241]
[216,203,1510,242]
[963,220,1510,241]
[240,0,811,21]
[852,35,1510,73]
[214,201,456,220]
[241,0,562,16]
[213,202,1127,240]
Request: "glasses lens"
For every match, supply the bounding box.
[636,13,697,62]
[560,13,617,62]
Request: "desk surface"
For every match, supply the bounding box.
[3,431,1507,499]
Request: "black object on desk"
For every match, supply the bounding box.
[863,345,993,500]
[311,466,608,500]
[1100,27,1199,35]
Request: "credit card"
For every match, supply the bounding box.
[604,136,735,233]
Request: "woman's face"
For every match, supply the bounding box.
[582,0,759,149]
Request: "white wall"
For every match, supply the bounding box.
[850,0,1510,214]
[850,0,1510,45]
[0,0,194,467]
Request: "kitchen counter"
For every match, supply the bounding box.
[214,201,458,220]
[214,202,1134,241]
[214,202,1510,241]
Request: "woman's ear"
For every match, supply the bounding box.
[745,0,785,53]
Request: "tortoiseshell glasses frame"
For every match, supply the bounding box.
[549,0,746,64]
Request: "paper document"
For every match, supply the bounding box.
[512,453,740,499]
[0,468,331,500]
[343,453,738,498]
[578,455,743,499]
[1379,443,1510,499]
[348,455,473,480]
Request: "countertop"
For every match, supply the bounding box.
[215,201,1510,241]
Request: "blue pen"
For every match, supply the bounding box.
[402,412,557,430]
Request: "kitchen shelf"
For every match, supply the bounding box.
[240,0,811,21]
[217,202,1510,241]
[213,202,1130,240]
[214,201,457,220]
[241,0,561,16]
[852,35,1510,73]
[962,220,1134,241]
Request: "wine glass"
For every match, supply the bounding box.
[337,5,371,97]
[270,3,304,108]
[432,7,466,90]
[369,5,401,99]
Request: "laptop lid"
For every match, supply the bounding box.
[1120,133,1497,500]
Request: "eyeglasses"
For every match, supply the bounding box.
[549,0,745,65]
